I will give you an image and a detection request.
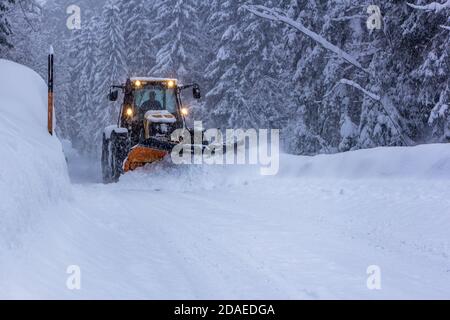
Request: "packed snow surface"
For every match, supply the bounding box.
[1,60,450,299]
[2,144,450,299]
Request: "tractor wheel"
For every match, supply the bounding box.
[102,132,128,183]
[110,132,129,183]
[101,134,112,183]
[109,133,121,183]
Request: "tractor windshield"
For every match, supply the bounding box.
[134,85,177,116]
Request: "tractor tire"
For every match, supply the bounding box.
[101,134,112,183]
[102,132,128,184]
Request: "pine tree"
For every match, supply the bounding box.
[277,0,333,154]
[409,4,450,142]
[150,0,203,82]
[69,17,101,152]
[6,0,446,156]
[0,0,14,52]
[205,0,283,129]
[203,0,243,127]
[2,0,41,68]
[96,0,128,86]
[89,0,127,153]
[272,1,415,153]
[120,0,154,75]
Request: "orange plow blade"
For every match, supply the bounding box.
[123,146,168,172]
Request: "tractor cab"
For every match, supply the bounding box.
[102,77,201,183]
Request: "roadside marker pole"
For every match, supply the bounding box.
[48,45,54,135]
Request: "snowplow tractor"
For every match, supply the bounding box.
[101,77,203,183]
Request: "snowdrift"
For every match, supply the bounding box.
[120,143,450,193]
[0,59,70,247]
[280,144,450,180]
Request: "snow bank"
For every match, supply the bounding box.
[118,144,450,195]
[0,59,70,248]
[280,144,450,180]
[119,156,264,192]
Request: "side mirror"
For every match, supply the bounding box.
[108,90,119,102]
[193,84,201,100]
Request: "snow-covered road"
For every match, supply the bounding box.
[2,151,450,299]
[2,60,449,300]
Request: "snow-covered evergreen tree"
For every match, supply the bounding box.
[278,0,337,154]
[246,1,448,154]
[0,0,14,53]
[408,1,450,142]
[203,0,243,127]
[205,0,284,129]
[68,16,101,151]
[150,0,203,82]
[4,0,448,156]
[120,0,154,75]
[2,0,42,68]
[89,0,128,153]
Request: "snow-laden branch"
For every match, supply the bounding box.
[336,79,410,145]
[243,5,369,74]
[408,2,450,30]
[331,15,365,22]
[243,4,411,145]
[338,79,381,101]
[407,1,450,12]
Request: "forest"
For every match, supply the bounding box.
[1,0,449,155]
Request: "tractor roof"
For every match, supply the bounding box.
[130,77,178,83]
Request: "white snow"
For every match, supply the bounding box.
[104,125,128,140]
[280,144,450,180]
[340,115,358,138]
[130,76,178,82]
[2,141,450,299]
[1,59,450,299]
[145,110,177,124]
[0,59,70,249]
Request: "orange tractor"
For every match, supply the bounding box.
[101,77,203,183]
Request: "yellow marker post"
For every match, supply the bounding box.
[48,46,54,135]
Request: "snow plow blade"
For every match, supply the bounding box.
[123,146,168,172]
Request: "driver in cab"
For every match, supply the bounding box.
[140,91,163,119]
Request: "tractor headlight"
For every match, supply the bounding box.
[134,80,142,88]
[126,107,133,117]
[167,80,175,88]
[181,107,189,116]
